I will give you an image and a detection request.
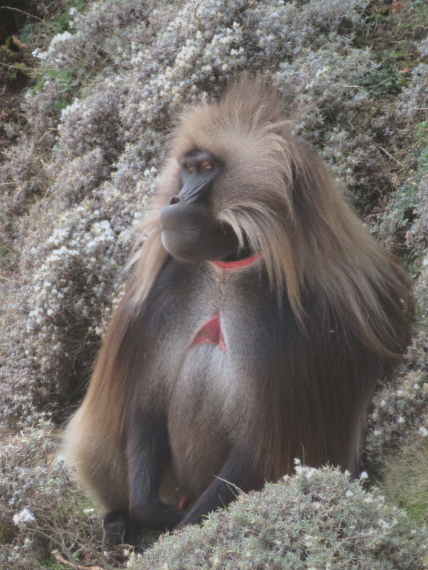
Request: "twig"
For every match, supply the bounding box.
[379,146,404,167]
[52,549,104,570]
[0,6,45,23]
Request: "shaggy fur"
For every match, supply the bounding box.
[64,75,413,541]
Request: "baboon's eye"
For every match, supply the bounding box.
[184,164,194,172]
[201,162,213,171]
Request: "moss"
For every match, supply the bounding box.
[381,440,428,526]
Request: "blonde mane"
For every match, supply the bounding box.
[129,75,412,359]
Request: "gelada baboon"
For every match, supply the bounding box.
[64,75,413,544]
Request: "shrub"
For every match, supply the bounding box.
[129,467,428,570]
[0,422,109,570]
[381,440,428,526]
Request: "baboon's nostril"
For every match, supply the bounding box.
[170,196,180,205]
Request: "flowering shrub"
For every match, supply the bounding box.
[2,444,426,568]
[365,125,428,469]
[0,422,107,570]
[129,466,428,569]
[366,368,428,467]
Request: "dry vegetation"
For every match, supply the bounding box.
[0,0,427,567]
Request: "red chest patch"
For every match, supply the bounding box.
[191,313,227,352]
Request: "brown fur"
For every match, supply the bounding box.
[131,77,411,349]
[63,75,413,540]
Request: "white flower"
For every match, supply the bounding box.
[418,426,428,437]
[305,467,317,479]
[50,31,73,49]
[13,508,36,527]
[396,416,405,424]
[359,471,369,480]
[32,48,47,60]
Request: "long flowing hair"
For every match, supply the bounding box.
[129,75,413,360]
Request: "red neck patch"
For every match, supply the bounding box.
[211,252,263,270]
